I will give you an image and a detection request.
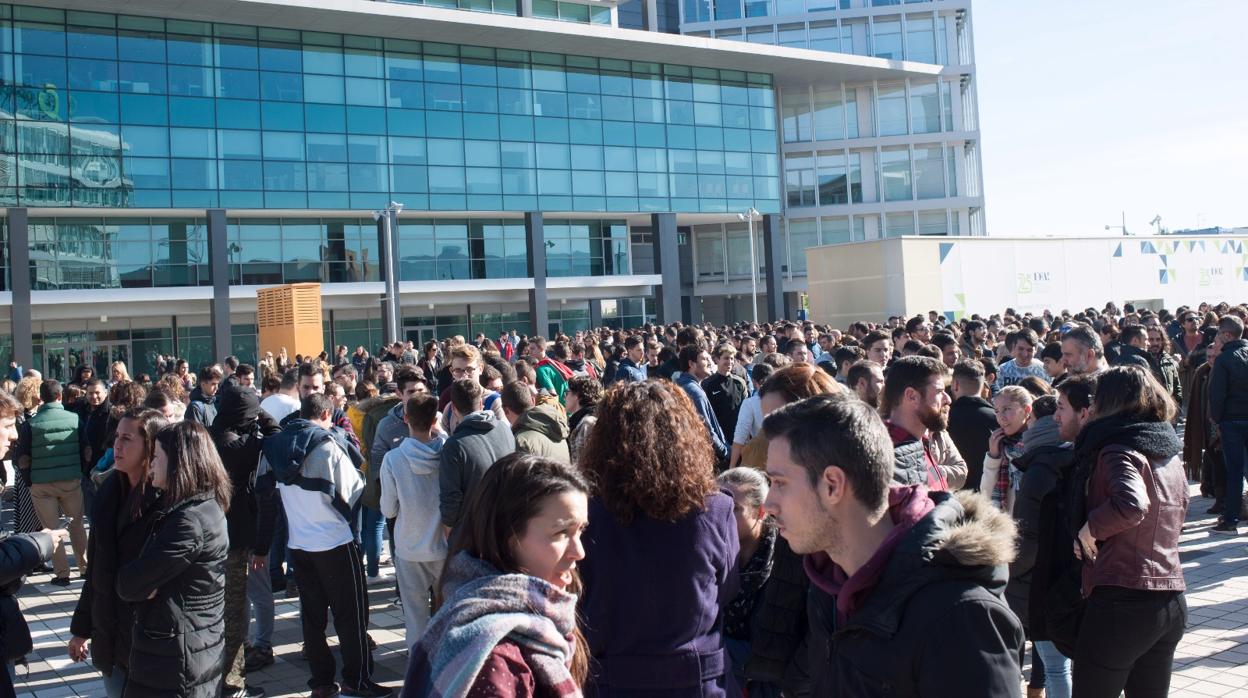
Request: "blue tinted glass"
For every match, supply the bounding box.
[307,133,347,162]
[166,34,212,66]
[168,65,213,97]
[218,39,258,69]
[465,140,499,167]
[426,110,462,138]
[390,164,427,192]
[168,96,215,127]
[119,61,166,93]
[349,163,386,191]
[263,131,303,160]
[171,127,217,157]
[261,101,303,131]
[385,52,421,82]
[68,90,117,122]
[428,166,465,194]
[217,68,259,100]
[304,74,344,103]
[307,161,348,190]
[346,106,386,134]
[263,160,306,190]
[17,54,65,86]
[386,81,423,109]
[120,93,167,125]
[171,158,216,188]
[68,57,117,91]
[216,99,259,129]
[463,113,499,140]
[305,104,346,132]
[348,134,386,162]
[218,129,261,158]
[386,108,423,136]
[344,49,383,78]
[118,30,165,63]
[17,22,65,55]
[346,77,384,106]
[122,125,169,156]
[534,117,568,143]
[259,42,301,72]
[303,46,343,75]
[126,156,169,188]
[260,71,302,101]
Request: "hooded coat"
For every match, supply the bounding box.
[210,384,280,552]
[379,435,448,563]
[1005,415,1076,635]
[438,411,515,530]
[804,488,1023,697]
[513,403,571,464]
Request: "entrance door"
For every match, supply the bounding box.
[43,343,86,383]
[405,326,436,347]
[90,342,130,380]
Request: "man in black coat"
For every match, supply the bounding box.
[761,394,1023,697]
[439,379,515,532]
[947,360,998,492]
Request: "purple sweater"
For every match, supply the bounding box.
[579,492,740,697]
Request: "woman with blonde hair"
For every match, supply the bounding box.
[11,375,45,536]
[981,385,1034,514]
[107,361,130,388]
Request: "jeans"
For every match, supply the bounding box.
[1219,420,1248,525]
[102,664,127,698]
[1035,640,1072,698]
[247,558,275,651]
[270,502,294,583]
[1072,587,1186,698]
[357,505,385,577]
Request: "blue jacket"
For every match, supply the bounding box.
[676,373,729,465]
[1210,338,1248,423]
[615,357,647,384]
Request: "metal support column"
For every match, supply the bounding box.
[525,212,549,337]
[376,210,402,346]
[762,214,790,322]
[7,208,31,368]
[207,208,231,363]
[588,299,603,328]
[651,213,682,324]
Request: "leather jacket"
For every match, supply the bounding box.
[1083,444,1188,597]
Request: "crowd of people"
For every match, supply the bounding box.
[0,298,1237,698]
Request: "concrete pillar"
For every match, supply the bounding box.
[7,208,32,367]
[525,212,550,337]
[651,212,682,324]
[377,212,402,345]
[762,214,790,322]
[207,209,231,363]
[589,299,603,328]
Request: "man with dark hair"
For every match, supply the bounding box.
[188,365,224,427]
[995,329,1048,389]
[256,394,386,697]
[676,345,730,468]
[846,359,884,409]
[17,379,88,586]
[1039,342,1067,386]
[1112,325,1153,371]
[78,377,110,513]
[948,359,997,492]
[615,335,648,384]
[862,330,893,366]
[1209,314,1248,535]
[234,363,257,390]
[1061,325,1108,377]
[905,315,932,343]
[500,381,570,463]
[1054,374,1096,445]
[295,363,359,446]
[828,345,863,383]
[761,394,1023,697]
[439,378,515,532]
[931,332,962,369]
[784,338,811,364]
[261,369,301,422]
[703,344,748,443]
[879,357,954,490]
[528,336,575,404]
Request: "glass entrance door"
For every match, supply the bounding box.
[405,326,437,347]
[42,343,87,383]
[90,342,129,381]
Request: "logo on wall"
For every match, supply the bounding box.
[76,156,122,188]
[1016,271,1052,296]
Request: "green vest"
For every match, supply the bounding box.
[28,402,81,484]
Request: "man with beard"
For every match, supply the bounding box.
[1061,325,1109,377]
[760,394,1023,697]
[879,356,953,491]
[847,360,884,409]
[947,360,998,492]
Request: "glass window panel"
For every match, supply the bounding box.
[877,82,906,136]
[216,98,259,129]
[168,96,214,127]
[303,46,344,75]
[913,144,944,199]
[820,215,852,244]
[260,71,302,101]
[125,156,170,188]
[885,211,914,237]
[812,86,844,141]
[349,162,386,191]
[17,53,66,87]
[947,145,957,197]
[917,209,947,235]
[118,30,165,63]
[465,140,499,167]
[263,131,303,160]
[345,76,384,106]
[345,48,384,78]
[68,57,117,91]
[219,129,261,159]
[171,127,216,157]
[880,146,911,201]
[816,151,847,205]
[217,38,258,69]
[781,88,810,143]
[784,153,816,208]
[809,22,839,51]
[166,34,212,66]
[777,24,805,48]
[217,68,260,99]
[786,218,817,273]
[534,91,568,119]
[68,90,117,122]
[170,158,216,188]
[909,81,940,134]
[168,65,214,97]
[119,61,166,93]
[17,21,67,55]
[906,16,936,63]
[259,41,302,72]
[872,19,902,59]
[308,161,349,190]
[120,93,167,125]
[263,160,306,190]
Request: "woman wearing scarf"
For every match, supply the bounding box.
[981,386,1034,514]
[404,453,590,697]
[67,408,169,697]
[1068,366,1188,697]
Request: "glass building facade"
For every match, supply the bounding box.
[0,3,780,214]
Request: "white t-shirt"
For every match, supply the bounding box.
[260,393,300,422]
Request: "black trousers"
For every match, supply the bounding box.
[289,542,373,690]
[1072,586,1186,698]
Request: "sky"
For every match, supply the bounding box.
[973,0,1248,237]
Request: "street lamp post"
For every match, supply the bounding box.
[373,201,404,345]
[1104,210,1128,236]
[737,207,761,324]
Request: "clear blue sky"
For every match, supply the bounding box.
[974,0,1248,237]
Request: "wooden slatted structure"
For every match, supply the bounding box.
[257,283,324,361]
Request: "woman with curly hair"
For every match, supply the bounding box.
[11,376,45,535]
[578,380,739,697]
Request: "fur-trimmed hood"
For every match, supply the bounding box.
[825,488,1018,639]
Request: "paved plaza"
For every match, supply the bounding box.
[9,482,1248,697]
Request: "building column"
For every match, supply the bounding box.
[377,212,402,345]
[762,214,790,322]
[7,208,31,368]
[207,208,231,363]
[644,0,658,30]
[651,213,682,324]
[525,212,550,338]
[589,299,603,328]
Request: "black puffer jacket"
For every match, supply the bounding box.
[1209,338,1248,423]
[0,531,54,669]
[70,471,160,675]
[948,396,997,492]
[892,440,930,487]
[116,493,229,698]
[742,535,810,696]
[806,490,1023,697]
[211,385,280,552]
[1005,416,1076,635]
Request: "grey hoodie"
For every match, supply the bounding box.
[438,410,515,529]
[380,435,448,563]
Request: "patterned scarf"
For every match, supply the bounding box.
[991,431,1026,511]
[402,552,581,698]
[723,522,778,641]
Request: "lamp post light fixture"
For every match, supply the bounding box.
[736,206,761,324]
[373,201,404,344]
